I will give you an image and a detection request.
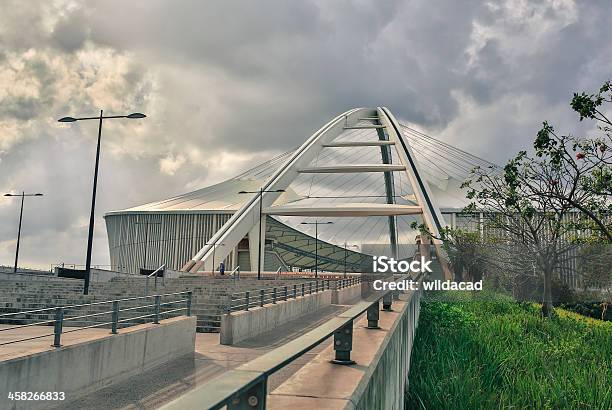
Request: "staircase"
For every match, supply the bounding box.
[0,274,316,333]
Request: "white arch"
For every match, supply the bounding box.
[182,107,451,278]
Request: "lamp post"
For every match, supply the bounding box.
[134,220,161,271]
[300,221,333,278]
[238,188,285,279]
[4,192,43,273]
[343,243,359,278]
[58,111,146,294]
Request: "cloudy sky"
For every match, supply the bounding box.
[0,0,610,270]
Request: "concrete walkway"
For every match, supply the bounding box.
[52,304,349,410]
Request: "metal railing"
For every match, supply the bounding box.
[0,291,192,348]
[229,265,240,282]
[226,276,362,313]
[145,264,165,295]
[162,274,418,410]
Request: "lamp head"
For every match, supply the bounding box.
[58,117,77,123]
[126,113,146,119]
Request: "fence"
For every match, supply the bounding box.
[0,291,192,348]
[227,277,361,312]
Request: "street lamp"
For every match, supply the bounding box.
[300,220,334,278]
[4,192,43,273]
[134,220,161,271]
[58,110,146,294]
[343,243,359,278]
[238,188,285,279]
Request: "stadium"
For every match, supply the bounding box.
[104,107,496,276]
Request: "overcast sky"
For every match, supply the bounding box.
[0,0,610,269]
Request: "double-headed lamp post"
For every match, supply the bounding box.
[58,111,146,294]
[4,192,43,273]
[343,243,359,278]
[300,221,333,278]
[238,188,285,279]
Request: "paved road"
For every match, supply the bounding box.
[53,304,350,410]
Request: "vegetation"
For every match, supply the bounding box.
[406,291,612,409]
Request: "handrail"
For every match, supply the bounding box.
[0,291,192,347]
[229,265,240,282]
[162,273,419,410]
[227,276,363,312]
[145,264,165,295]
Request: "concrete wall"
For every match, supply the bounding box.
[267,289,422,409]
[0,316,196,410]
[332,283,363,305]
[221,290,332,345]
[351,290,422,409]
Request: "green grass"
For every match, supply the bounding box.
[406,291,612,409]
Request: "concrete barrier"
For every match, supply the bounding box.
[332,283,363,304]
[0,316,196,410]
[352,290,422,409]
[221,290,332,345]
[268,289,422,409]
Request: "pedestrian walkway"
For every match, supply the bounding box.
[53,304,349,409]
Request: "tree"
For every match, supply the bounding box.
[534,81,612,241]
[461,82,612,317]
[462,153,580,317]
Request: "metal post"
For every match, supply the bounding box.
[84,111,104,295]
[293,285,297,299]
[332,320,355,365]
[344,243,347,278]
[315,222,318,278]
[309,282,312,295]
[245,291,250,311]
[154,295,161,324]
[284,285,288,301]
[382,292,393,311]
[301,283,305,297]
[228,377,267,410]
[260,289,264,307]
[143,220,149,271]
[366,300,380,329]
[273,287,277,304]
[53,307,63,347]
[258,188,263,280]
[13,193,24,273]
[111,301,119,334]
[315,281,319,293]
[186,291,193,316]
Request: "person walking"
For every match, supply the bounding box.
[219,261,225,275]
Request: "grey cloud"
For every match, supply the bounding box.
[1,0,611,268]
